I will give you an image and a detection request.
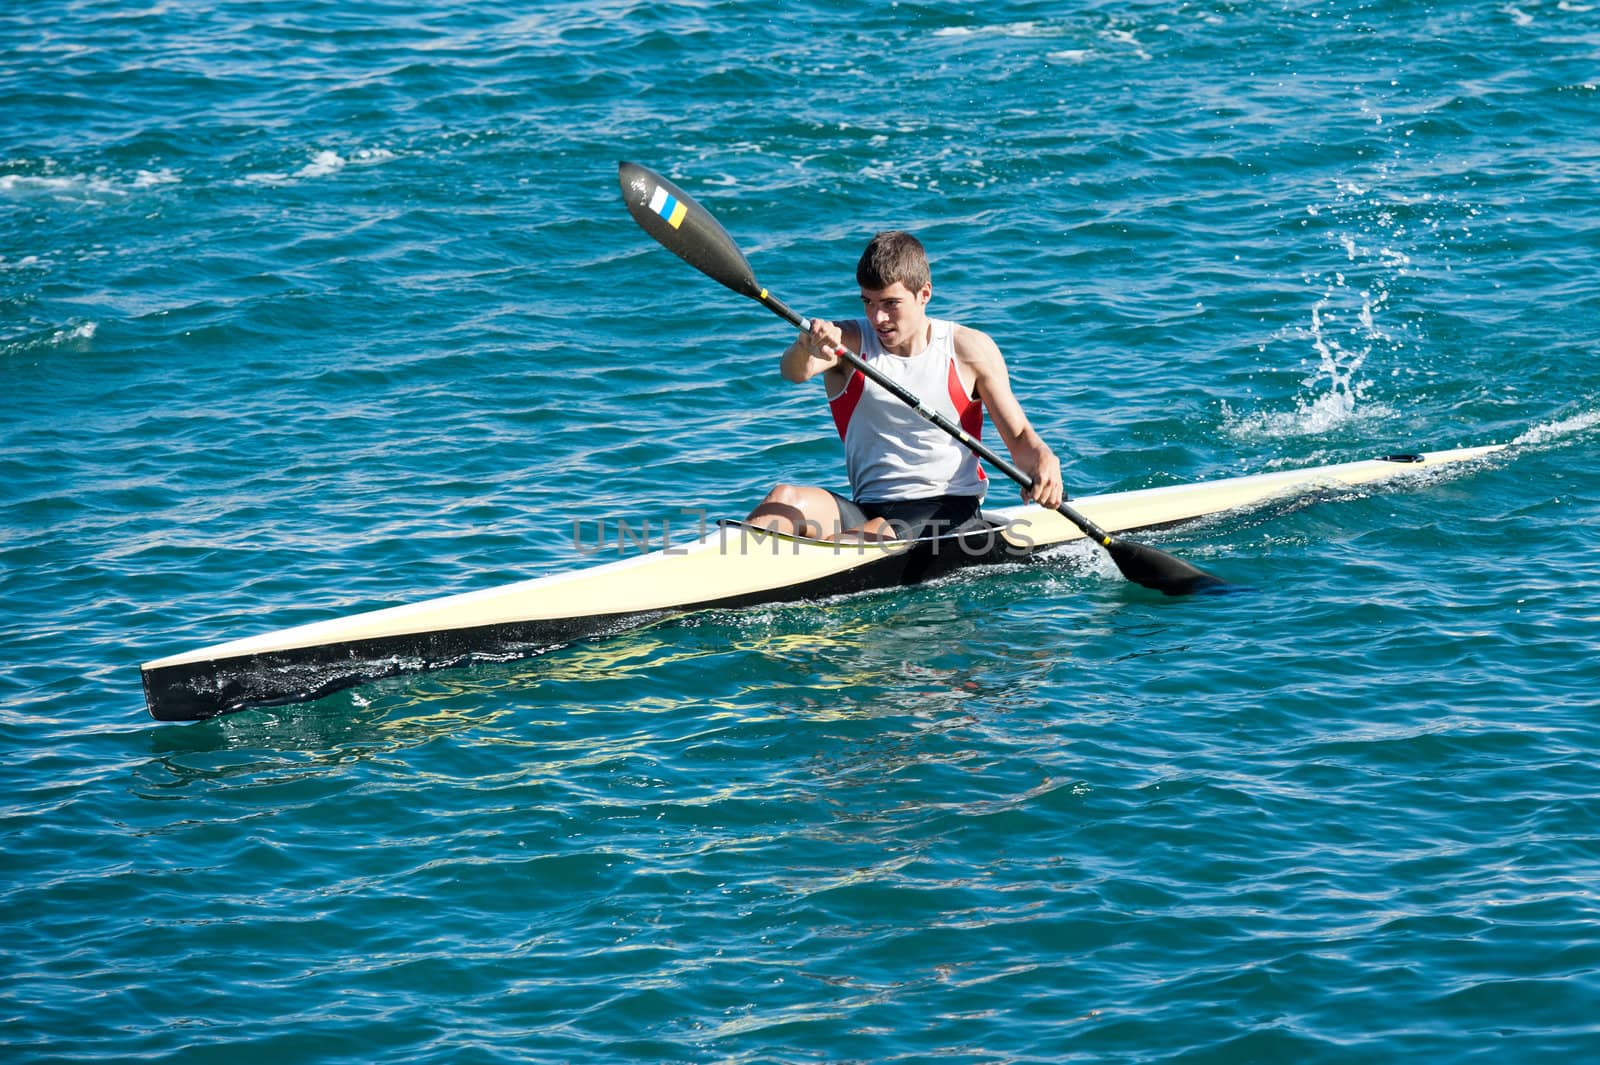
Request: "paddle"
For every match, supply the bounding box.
[617,161,1229,595]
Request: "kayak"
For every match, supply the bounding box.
[140,444,1502,721]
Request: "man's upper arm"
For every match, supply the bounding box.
[957,326,1030,438]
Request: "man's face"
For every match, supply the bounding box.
[859,280,932,354]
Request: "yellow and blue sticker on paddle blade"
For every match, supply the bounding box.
[648,184,688,229]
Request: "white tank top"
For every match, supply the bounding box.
[826,318,987,503]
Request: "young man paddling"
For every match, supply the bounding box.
[746,230,1064,541]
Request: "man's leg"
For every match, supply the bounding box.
[745,484,853,539]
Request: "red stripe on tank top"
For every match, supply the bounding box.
[946,360,987,481]
[829,369,866,439]
[946,360,985,438]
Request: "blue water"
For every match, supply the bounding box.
[4,1,1599,1060]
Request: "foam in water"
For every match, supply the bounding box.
[244,148,397,185]
[56,322,97,345]
[0,167,180,203]
[931,23,1062,39]
[1512,410,1600,447]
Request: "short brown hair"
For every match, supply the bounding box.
[856,231,930,292]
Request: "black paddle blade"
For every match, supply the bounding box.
[618,161,763,300]
[1103,537,1231,596]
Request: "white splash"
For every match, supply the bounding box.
[1225,284,1398,440]
[245,147,396,184]
[31,322,99,349]
[298,150,347,178]
[932,22,1061,39]
[0,167,180,202]
[1513,410,1600,447]
[132,168,181,188]
[1100,28,1152,61]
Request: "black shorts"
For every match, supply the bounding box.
[826,492,985,541]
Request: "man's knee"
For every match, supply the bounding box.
[748,484,838,540]
[761,483,807,507]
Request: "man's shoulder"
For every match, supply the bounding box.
[950,322,1002,361]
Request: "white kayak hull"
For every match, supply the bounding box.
[140,445,1503,721]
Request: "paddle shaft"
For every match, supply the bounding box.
[753,289,1119,547]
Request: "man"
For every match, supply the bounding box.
[746,230,1064,542]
